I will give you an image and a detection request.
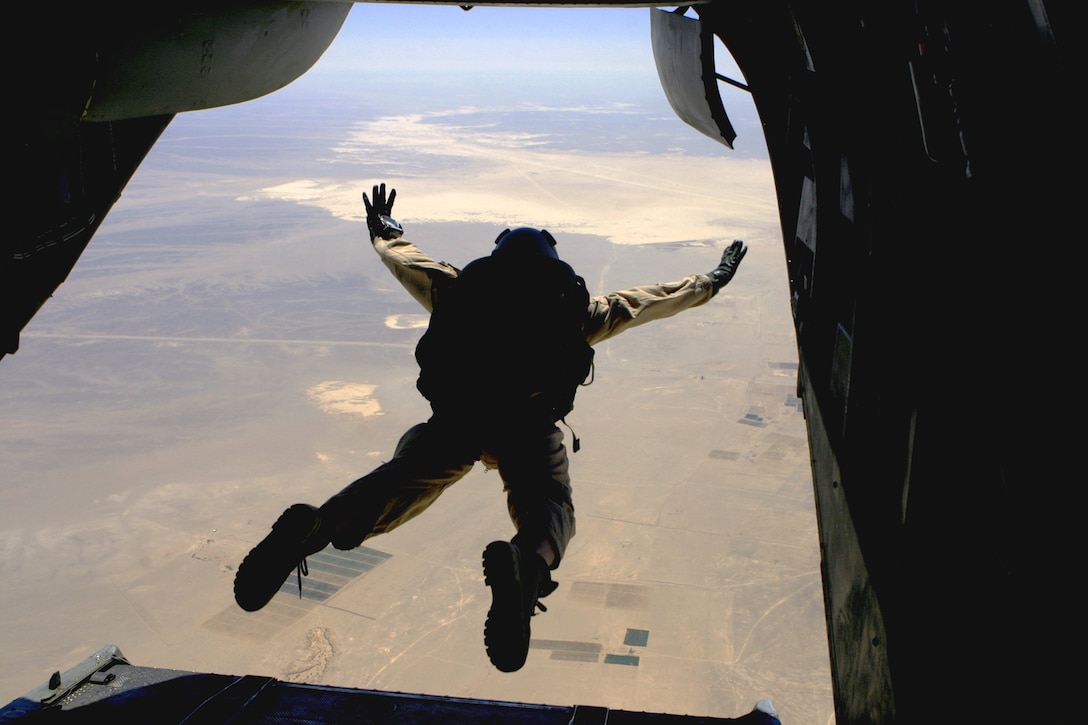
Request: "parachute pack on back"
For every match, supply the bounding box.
[414,251,594,427]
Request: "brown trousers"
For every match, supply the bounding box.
[318,415,575,569]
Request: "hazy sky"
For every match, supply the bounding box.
[298,3,762,154]
[321,4,687,74]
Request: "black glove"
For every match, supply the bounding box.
[362,183,403,241]
[709,240,747,294]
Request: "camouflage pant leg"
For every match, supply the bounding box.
[319,420,480,550]
[491,424,575,569]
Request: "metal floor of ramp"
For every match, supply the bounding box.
[1,645,783,724]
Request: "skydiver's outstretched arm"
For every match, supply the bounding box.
[582,241,748,346]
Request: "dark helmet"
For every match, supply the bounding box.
[492,227,559,260]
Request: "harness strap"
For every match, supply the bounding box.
[559,417,580,453]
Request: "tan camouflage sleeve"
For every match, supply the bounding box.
[372,237,461,313]
[583,273,717,346]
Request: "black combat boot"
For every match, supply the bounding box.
[234,504,327,612]
[482,540,558,672]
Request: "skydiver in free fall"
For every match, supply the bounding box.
[234,183,747,672]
